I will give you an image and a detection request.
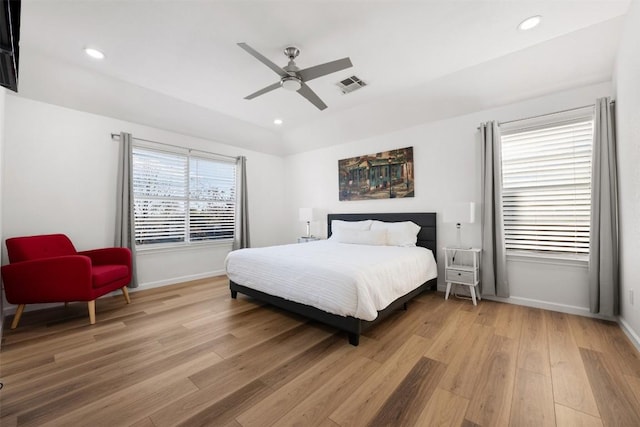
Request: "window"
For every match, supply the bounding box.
[500,108,594,257]
[132,147,236,246]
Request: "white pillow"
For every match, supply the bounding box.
[332,229,387,246]
[329,219,373,240]
[370,220,421,247]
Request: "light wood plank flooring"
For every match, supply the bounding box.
[2,276,640,426]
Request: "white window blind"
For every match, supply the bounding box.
[132,147,236,246]
[189,157,236,241]
[500,112,594,256]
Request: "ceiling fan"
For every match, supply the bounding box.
[238,42,353,111]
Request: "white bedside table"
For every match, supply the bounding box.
[297,236,321,243]
[444,247,481,305]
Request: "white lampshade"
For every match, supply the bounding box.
[444,202,476,224]
[299,207,314,222]
[299,207,315,238]
[444,202,475,249]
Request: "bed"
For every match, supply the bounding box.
[226,212,437,345]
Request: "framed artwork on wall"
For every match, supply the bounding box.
[338,146,414,201]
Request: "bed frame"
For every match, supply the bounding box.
[230,212,437,346]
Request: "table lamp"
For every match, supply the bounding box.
[299,207,315,238]
[444,202,475,248]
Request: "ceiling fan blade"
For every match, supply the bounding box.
[244,82,281,100]
[297,83,327,110]
[237,43,288,78]
[298,57,353,82]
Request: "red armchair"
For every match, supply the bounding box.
[1,234,132,329]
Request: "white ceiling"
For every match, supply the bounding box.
[15,0,630,155]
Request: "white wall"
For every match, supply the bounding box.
[285,81,611,315]
[2,96,288,307]
[614,0,640,344]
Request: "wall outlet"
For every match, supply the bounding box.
[630,289,635,306]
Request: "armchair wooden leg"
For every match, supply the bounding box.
[11,304,26,329]
[121,286,131,304]
[88,300,96,325]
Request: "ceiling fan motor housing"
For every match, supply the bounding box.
[284,46,300,60]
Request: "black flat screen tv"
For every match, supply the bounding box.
[0,0,20,92]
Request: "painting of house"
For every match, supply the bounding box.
[338,147,414,201]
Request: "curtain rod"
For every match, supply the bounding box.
[476,100,615,130]
[110,133,238,161]
[498,103,595,126]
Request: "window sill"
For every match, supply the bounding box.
[506,251,588,268]
[136,239,233,255]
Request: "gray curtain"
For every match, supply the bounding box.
[233,155,250,250]
[589,98,619,315]
[480,121,509,297]
[115,132,138,288]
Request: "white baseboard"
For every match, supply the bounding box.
[486,295,613,319]
[436,284,614,320]
[2,270,227,316]
[121,269,226,294]
[618,317,640,352]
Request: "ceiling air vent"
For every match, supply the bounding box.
[336,75,367,94]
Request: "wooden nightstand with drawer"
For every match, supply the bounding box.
[443,247,481,305]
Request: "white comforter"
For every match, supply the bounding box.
[224,240,437,321]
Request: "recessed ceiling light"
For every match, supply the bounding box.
[518,15,541,31]
[84,47,105,60]
[274,118,283,125]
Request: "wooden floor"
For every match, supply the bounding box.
[2,277,640,426]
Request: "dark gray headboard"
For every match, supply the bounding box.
[327,212,437,258]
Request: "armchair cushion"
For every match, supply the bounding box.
[92,265,130,289]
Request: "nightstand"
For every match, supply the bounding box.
[444,247,481,305]
[297,236,320,243]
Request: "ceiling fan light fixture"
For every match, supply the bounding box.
[84,47,105,60]
[518,15,541,31]
[274,118,283,125]
[281,76,302,91]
